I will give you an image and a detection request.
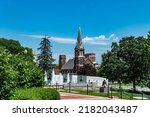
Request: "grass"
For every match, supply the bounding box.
[110,83,133,86]
[59,87,150,100]
[59,88,116,99]
[11,87,60,100]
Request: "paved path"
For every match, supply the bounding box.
[60,92,119,100]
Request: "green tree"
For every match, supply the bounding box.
[0,47,18,99]
[0,47,44,99]
[78,64,97,76]
[119,36,149,91]
[99,42,128,88]
[143,31,150,88]
[99,36,149,91]
[13,55,45,88]
[37,35,55,82]
[0,38,34,61]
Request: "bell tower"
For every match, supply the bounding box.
[74,27,85,73]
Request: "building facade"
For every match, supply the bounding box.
[59,27,97,74]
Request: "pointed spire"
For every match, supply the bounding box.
[77,27,82,44]
[76,27,83,48]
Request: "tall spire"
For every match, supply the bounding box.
[76,27,83,48]
[77,27,82,44]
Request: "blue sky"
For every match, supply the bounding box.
[0,0,150,63]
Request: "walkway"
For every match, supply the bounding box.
[60,92,119,100]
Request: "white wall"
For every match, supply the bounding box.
[51,69,63,85]
[86,76,108,86]
[51,69,108,87]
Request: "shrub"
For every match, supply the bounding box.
[0,48,18,99]
[0,47,45,99]
[10,87,60,100]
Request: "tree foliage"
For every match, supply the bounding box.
[144,31,150,88]
[0,38,34,61]
[0,48,18,99]
[99,43,128,87]
[0,47,44,99]
[99,36,150,91]
[37,36,55,80]
[78,64,97,76]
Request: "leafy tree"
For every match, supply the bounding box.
[99,42,128,88]
[0,47,18,99]
[37,35,55,82]
[13,55,45,88]
[99,36,149,91]
[78,64,97,76]
[0,38,34,61]
[0,47,44,99]
[143,31,150,88]
[119,36,149,91]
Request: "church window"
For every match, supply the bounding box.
[80,58,83,65]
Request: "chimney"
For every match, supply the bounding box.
[59,55,66,69]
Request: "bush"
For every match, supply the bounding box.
[0,48,18,99]
[13,55,45,88]
[0,47,45,99]
[10,87,60,100]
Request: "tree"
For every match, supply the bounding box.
[119,36,149,91]
[13,55,45,88]
[99,36,149,91]
[0,47,44,99]
[143,31,150,88]
[78,64,97,76]
[0,38,34,61]
[99,42,128,88]
[37,35,55,82]
[0,47,18,99]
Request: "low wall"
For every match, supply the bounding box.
[51,71,108,87]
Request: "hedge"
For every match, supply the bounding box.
[10,87,60,100]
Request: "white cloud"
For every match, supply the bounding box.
[20,34,43,39]
[20,34,119,45]
[82,34,119,45]
[109,34,115,38]
[50,37,76,44]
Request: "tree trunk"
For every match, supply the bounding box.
[133,78,136,92]
[119,82,122,88]
[118,79,122,88]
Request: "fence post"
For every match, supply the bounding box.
[56,82,57,90]
[107,85,110,98]
[87,83,89,95]
[131,88,133,100]
[69,82,71,93]
[110,87,113,98]
[142,91,143,100]
[120,87,122,99]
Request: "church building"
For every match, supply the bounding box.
[58,28,97,74]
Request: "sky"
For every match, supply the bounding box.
[0,0,150,64]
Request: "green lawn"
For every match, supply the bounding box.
[59,88,150,100]
[110,83,133,86]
